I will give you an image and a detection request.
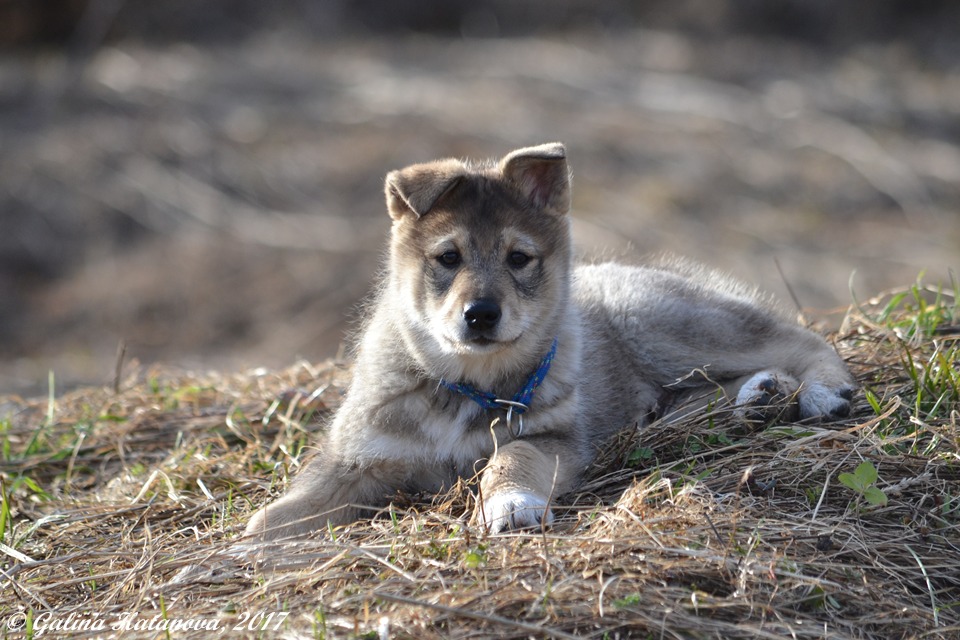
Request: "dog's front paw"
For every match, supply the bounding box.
[799,382,856,420]
[480,490,554,533]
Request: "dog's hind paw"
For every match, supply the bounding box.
[734,371,800,424]
[799,382,855,420]
[480,490,554,533]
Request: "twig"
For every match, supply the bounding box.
[0,541,34,564]
[355,547,418,584]
[113,339,127,394]
[0,564,53,610]
[905,544,939,628]
[703,511,724,548]
[775,257,806,324]
[542,454,560,535]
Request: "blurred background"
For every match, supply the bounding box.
[1,0,957,396]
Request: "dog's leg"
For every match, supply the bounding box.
[745,328,856,421]
[722,339,855,424]
[660,337,855,426]
[729,343,856,422]
[243,454,399,541]
[476,437,583,533]
[675,324,855,423]
[662,370,802,426]
[661,348,854,426]
[171,453,397,583]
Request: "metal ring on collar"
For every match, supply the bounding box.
[494,399,529,438]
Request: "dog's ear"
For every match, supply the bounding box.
[500,143,570,215]
[385,160,465,221]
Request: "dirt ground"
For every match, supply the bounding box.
[1,4,958,395]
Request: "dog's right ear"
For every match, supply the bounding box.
[385,160,465,221]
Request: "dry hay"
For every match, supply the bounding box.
[1,284,958,639]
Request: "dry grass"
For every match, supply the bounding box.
[2,281,959,639]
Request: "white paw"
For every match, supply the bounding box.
[799,382,855,420]
[735,371,799,405]
[734,371,800,424]
[480,490,554,533]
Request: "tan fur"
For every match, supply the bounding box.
[244,143,856,539]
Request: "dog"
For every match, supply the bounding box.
[244,143,856,539]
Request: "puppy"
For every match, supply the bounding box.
[244,143,855,538]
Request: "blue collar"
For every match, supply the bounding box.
[439,337,559,418]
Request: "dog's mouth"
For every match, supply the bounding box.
[447,333,520,353]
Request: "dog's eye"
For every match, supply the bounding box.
[437,250,461,268]
[507,251,531,268]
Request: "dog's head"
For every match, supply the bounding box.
[384,143,572,384]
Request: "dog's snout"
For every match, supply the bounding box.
[464,299,502,332]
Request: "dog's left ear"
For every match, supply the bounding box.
[500,143,570,215]
[385,160,465,221]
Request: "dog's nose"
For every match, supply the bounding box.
[463,299,501,332]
